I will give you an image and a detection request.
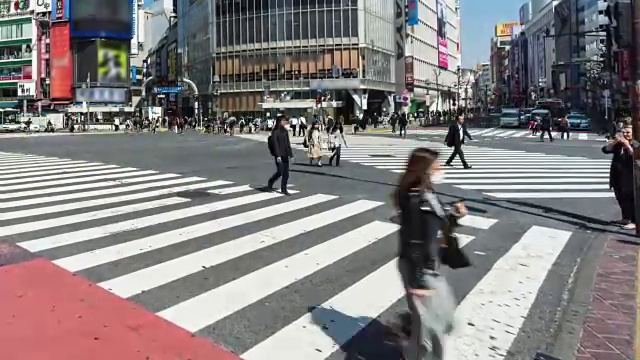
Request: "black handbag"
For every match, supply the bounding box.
[439,232,471,269]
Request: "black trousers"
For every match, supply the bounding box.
[268,158,290,191]
[446,145,468,167]
[540,127,553,141]
[614,186,635,221]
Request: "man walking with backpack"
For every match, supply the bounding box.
[267,115,293,196]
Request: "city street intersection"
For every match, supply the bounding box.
[0,130,631,360]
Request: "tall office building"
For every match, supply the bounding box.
[0,0,51,112]
[405,0,461,112]
[177,0,461,118]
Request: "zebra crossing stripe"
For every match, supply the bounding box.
[158,221,399,333]
[241,234,477,359]
[444,226,572,359]
[1,197,189,238]
[0,168,149,190]
[99,199,383,298]
[486,191,615,198]
[19,189,291,252]
[0,162,106,175]
[0,180,231,220]
[0,157,65,165]
[0,166,128,185]
[1,171,170,199]
[52,194,336,272]
[0,176,203,209]
[0,160,88,171]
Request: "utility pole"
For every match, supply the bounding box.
[631,0,640,235]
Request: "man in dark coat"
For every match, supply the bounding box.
[444,115,473,169]
[267,115,293,195]
[602,124,636,229]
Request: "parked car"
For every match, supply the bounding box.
[499,108,521,128]
[567,113,591,130]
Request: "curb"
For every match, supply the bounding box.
[549,232,608,359]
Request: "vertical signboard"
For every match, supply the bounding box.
[167,42,177,82]
[131,0,138,55]
[55,0,64,19]
[50,22,72,99]
[407,0,418,26]
[405,56,414,90]
[436,0,448,69]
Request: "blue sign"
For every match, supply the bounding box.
[131,66,137,84]
[407,0,419,26]
[153,86,183,94]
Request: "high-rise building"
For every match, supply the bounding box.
[51,0,135,120]
[405,0,461,112]
[0,0,51,114]
[176,0,460,118]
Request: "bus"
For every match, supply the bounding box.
[535,98,567,126]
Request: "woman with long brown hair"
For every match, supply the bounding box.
[394,147,467,360]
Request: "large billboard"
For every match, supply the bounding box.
[495,22,520,37]
[97,40,128,84]
[73,40,97,85]
[436,0,448,69]
[167,42,178,82]
[70,0,133,39]
[50,22,72,99]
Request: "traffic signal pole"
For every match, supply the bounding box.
[631,0,640,235]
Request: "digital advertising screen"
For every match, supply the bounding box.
[97,40,128,84]
[436,0,448,69]
[50,22,72,99]
[70,0,133,39]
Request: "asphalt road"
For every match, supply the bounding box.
[0,130,623,360]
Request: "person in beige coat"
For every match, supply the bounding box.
[307,121,323,167]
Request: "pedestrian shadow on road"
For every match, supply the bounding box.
[309,305,403,360]
[496,199,634,237]
[289,168,489,215]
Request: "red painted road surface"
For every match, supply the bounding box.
[576,239,639,360]
[0,255,242,360]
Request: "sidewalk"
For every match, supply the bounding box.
[0,241,241,360]
[575,239,639,360]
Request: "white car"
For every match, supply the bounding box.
[499,110,521,128]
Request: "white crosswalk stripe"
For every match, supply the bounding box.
[410,128,606,141]
[0,151,578,359]
[340,145,612,199]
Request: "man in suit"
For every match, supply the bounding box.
[444,115,473,169]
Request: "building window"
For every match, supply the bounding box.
[0,22,31,41]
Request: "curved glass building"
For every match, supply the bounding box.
[179,0,396,117]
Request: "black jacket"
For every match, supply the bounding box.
[445,123,472,147]
[271,126,293,158]
[602,141,635,191]
[397,189,460,290]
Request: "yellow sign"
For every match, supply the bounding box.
[495,21,520,37]
[168,43,177,81]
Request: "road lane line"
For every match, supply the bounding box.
[444,226,572,359]
[52,194,336,272]
[100,200,382,298]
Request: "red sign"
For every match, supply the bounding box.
[50,22,72,99]
[620,50,630,81]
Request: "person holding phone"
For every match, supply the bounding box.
[602,122,635,230]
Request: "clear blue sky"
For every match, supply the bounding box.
[460,0,524,68]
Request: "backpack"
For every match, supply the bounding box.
[267,134,276,156]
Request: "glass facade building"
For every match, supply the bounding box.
[179,0,396,116]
